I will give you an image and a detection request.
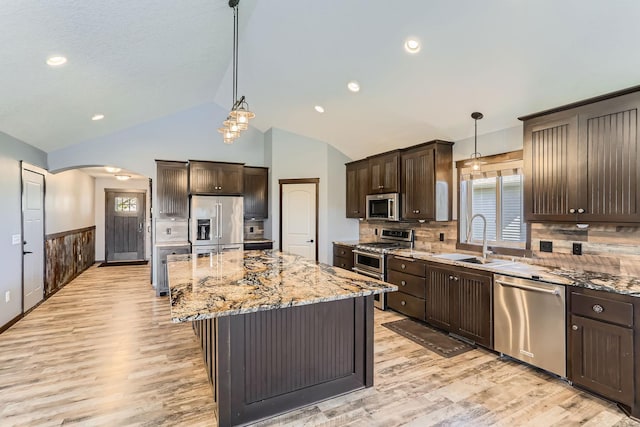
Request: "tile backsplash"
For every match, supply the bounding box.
[359,221,640,276]
[244,220,265,240]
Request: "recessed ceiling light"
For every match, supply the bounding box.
[314,105,325,113]
[115,175,131,181]
[404,38,421,54]
[46,56,67,67]
[105,166,121,173]
[347,81,360,93]
[91,114,105,121]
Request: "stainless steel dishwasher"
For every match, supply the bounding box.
[493,274,566,377]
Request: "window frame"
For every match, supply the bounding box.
[455,150,531,257]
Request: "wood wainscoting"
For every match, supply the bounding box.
[45,225,96,296]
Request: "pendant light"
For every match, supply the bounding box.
[219,0,255,144]
[464,112,486,171]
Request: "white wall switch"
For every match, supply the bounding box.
[5,291,10,303]
[12,234,20,245]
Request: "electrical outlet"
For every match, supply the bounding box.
[374,228,378,235]
[249,226,254,233]
[5,291,10,303]
[572,243,582,256]
[12,234,20,245]
[439,233,445,242]
[540,241,553,253]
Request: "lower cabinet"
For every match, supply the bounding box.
[333,244,354,271]
[156,245,191,296]
[386,256,426,321]
[568,288,638,414]
[425,263,493,348]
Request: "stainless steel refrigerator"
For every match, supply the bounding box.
[190,196,244,255]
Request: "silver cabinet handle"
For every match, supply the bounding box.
[572,325,578,331]
[449,275,454,280]
[495,280,561,295]
[401,264,406,269]
[401,280,406,286]
[454,276,459,281]
[401,301,406,306]
[569,208,576,214]
[592,304,604,313]
[578,208,585,214]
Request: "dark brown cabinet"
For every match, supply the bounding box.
[425,263,493,348]
[368,150,400,194]
[244,241,273,250]
[521,89,640,223]
[401,141,453,221]
[243,166,268,219]
[345,159,369,218]
[386,256,426,321]
[332,244,354,271]
[156,161,189,219]
[189,160,244,195]
[568,288,638,412]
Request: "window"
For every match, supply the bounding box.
[115,197,138,213]
[459,156,525,249]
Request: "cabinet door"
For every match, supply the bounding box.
[570,314,634,406]
[425,265,453,331]
[523,112,580,221]
[216,163,244,195]
[346,160,368,218]
[244,167,268,219]
[156,161,188,219]
[402,147,435,220]
[189,161,218,194]
[453,270,492,348]
[577,92,640,222]
[369,152,400,194]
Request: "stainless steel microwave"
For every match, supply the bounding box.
[366,193,400,221]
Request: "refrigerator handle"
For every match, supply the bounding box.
[217,203,222,239]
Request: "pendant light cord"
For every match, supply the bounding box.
[232,4,239,107]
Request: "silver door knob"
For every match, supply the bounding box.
[449,275,454,280]
[401,280,406,286]
[401,264,406,269]
[577,208,585,214]
[569,208,576,214]
[592,304,604,313]
[401,301,406,306]
[572,325,578,331]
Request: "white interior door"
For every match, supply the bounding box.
[282,183,317,260]
[22,169,45,311]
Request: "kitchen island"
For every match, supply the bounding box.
[168,250,396,426]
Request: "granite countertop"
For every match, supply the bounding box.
[388,249,640,297]
[168,250,397,323]
[244,238,274,243]
[333,240,360,247]
[155,241,191,248]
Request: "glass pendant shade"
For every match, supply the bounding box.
[218,127,239,140]
[223,117,240,133]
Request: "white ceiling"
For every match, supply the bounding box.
[2,0,640,160]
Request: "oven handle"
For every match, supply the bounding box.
[352,267,383,280]
[353,249,384,259]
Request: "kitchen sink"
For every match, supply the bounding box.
[431,253,511,267]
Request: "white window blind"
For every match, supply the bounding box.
[460,160,525,248]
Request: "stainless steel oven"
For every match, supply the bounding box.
[353,250,387,309]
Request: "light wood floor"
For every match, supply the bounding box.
[0,265,637,427]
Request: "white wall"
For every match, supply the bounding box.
[267,128,358,264]
[0,132,47,329]
[94,177,151,261]
[45,170,95,235]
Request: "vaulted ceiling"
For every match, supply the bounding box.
[2,0,640,159]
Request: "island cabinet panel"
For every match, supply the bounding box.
[568,288,639,415]
[243,166,268,219]
[213,296,374,427]
[333,243,354,271]
[345,159,369,218]
[368,150,400,194]
[522,89,640,223]
[156,161,189,219]
[425,263,493,348]
[189,160,244,195]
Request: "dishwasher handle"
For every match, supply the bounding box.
[495,279,561,296]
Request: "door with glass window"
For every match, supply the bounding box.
[105,190,146,262]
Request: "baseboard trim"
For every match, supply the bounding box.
[0,314,23,335]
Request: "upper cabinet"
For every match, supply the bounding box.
[189,160,244,195]
[401,141,453,221]
[243,166,269,220]
[345,159,369,218]
[521,88,640,223]
[156,161,189,219]
[368,150,400,194]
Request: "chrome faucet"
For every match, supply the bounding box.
[467,214,490,261]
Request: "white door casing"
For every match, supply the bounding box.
[281,183,317,260]
[22,169,45,312]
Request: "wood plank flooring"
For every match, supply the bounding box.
[1,264,637,426]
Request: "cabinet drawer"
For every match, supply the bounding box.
[333,255,354,271]
[244,242,273,250]
[387,270,426,299]
[571,292,633,328]
[387,292,425,320]
[334,245,353,258]
[387,256,426,277]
